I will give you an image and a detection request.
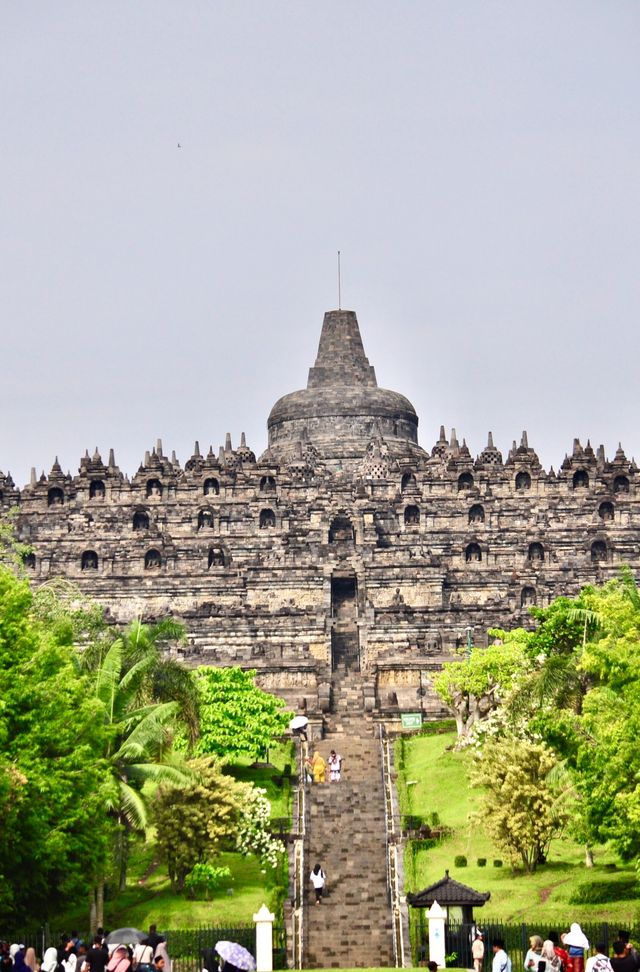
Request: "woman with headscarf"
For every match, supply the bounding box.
[41,950,59,972]
[311,751,326,784]
[106,948,130,972]
[541,942,562,972]
[524,937,544,972]
[24,949,38,972]
[564,925,589,972]
[153,942,170,972]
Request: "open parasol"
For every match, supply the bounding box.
[214,941,256,972]
[104,929,147,946]
[289,716,308,730]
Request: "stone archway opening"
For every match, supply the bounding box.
[331,572,359,671]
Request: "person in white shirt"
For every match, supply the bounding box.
[492,940,512,972]
[585,944,613,972]
[310,863,326,904]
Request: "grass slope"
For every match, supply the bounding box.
[397,730,639,924]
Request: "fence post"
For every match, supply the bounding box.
[428,901,447,969]
[254,903,275,972]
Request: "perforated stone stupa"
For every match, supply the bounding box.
[2,308,639,719]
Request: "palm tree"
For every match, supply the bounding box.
[90,639,191,926]
[116,617,200,748]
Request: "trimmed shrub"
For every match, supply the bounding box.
[477,858,487,867]
[454,855,467,868]
[569,877,638,905]
[493,859,503,868]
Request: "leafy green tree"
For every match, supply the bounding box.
[194,667,290,763]
[433,633,530,744]
[153,757,242,891]
[0,567,110,925]
[470,737,568,872]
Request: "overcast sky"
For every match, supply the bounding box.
[2,2,639,485]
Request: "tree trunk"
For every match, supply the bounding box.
[585,846,594,868]
[97,880,104,929]
[89,888,97,937]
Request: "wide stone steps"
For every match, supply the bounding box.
[302,691,395,968]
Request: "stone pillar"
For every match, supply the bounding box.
[253,902,275,972]
[428,900,446,968]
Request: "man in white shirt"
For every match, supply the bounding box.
[492,940,512,972]
[585,944,613,972]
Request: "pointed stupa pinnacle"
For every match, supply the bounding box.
[225,433,232,452]
[156,438,163,456]
[108,448,116,467]
[597,444,606,462]
[171,450,178,464]
[240,432,247,447]
[193,440,201,457]
[449,428,459,449]
[218,447,225,462]
[520,431,529,449]
[573,438,582,456]
[439,425,447,443]
[85,449,90,459]
[30,467,37,486]
[51,456,62,474]
[207,445,214,458]
[307,309,377,389]
[93,447,101,462]
[144,451,151,465]
[487,431,494,448]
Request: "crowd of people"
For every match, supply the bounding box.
[470,924,640,972]
[0,927,171,972]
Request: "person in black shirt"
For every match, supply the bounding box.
[611,942,637,972]
[83,938,108,972]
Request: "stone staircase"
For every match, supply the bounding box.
[303,670,395,968]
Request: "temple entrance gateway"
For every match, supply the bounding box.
[331,573,360,671]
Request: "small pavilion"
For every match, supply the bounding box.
[407,870,490,924]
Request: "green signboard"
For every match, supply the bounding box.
[401,712,422,729]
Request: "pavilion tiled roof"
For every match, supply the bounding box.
[407,870,490,908]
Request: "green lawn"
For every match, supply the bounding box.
[396,729,640,924]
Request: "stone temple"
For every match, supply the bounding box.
[2,309,639,720]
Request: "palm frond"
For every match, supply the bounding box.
[94,640,124,717]
[124,761,192,788]
[113,701,179,762]
[117,779,148,831]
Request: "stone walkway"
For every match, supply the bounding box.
[303,671,395,968]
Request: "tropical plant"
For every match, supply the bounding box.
[90,637,190,906]
[194,666,290,763]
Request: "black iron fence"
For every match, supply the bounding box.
[0,925,287,972]
[410,918,640,968]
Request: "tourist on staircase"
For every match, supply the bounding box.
[328,749,342,782]
[310,863,327,905]
[311,751,326,783]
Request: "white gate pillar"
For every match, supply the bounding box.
[253,902,275,972]
[428,900,447,968]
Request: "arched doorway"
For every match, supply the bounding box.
[331,572,359,671]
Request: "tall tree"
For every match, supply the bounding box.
[470,737,568,872]
[194,667,290,763]
[0,567,110,925]
[90,638,190,900]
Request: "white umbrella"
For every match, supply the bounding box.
[289,716,308,730]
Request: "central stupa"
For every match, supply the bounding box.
[265,309,427,468]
